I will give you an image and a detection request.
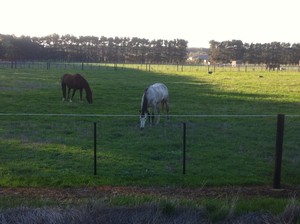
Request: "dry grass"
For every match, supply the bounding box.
[0,203,208,224]
[1,199,299,224]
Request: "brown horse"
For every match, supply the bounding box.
[61,74,93,104]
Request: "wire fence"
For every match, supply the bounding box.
[1,61,299,72]
[1,114,299,186]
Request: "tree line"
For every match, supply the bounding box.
[1,34,299,67]
[209,40,300,69]
[0,34,188,64]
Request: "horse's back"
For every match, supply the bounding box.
[147,83,169,103]
[61,74,87,89]
[151,83,168,90]
[151,83,168,98]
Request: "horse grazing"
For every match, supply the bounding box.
[61,74,93,104]
[140,83,169,129]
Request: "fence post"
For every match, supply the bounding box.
[273,114,285,189]
[94,122,97,175]
[183,122,186,174]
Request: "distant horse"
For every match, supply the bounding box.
[140,83,169,129]
[61,74,93,104]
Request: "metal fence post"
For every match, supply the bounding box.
[94,122,97,175]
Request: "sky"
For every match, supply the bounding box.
[1,0,299,48]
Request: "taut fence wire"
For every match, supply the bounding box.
[2,113,300,118]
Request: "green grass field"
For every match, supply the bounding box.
[0,65,300,188]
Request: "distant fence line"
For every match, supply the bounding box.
[0,61,299,72]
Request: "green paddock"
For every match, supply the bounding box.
[0,65,299,187]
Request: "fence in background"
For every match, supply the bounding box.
[1,61,299,72]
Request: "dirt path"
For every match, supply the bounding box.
[1,185,299,201]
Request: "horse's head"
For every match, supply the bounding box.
[139,111,148,129]
[140,89,150,129]
[86,91,93,104]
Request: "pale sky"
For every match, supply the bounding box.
[1,0,299,48]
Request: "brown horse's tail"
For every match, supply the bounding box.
[84,82,93,104]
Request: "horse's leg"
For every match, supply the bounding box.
[147,111,152,126]
[71,89,77,102]
[151,112,155,126]
[67,87,72,102]
[160,100,169,121]
[148,108,154,126]
[156,106,160,124]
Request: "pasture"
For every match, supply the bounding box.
[0,65,300,188]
